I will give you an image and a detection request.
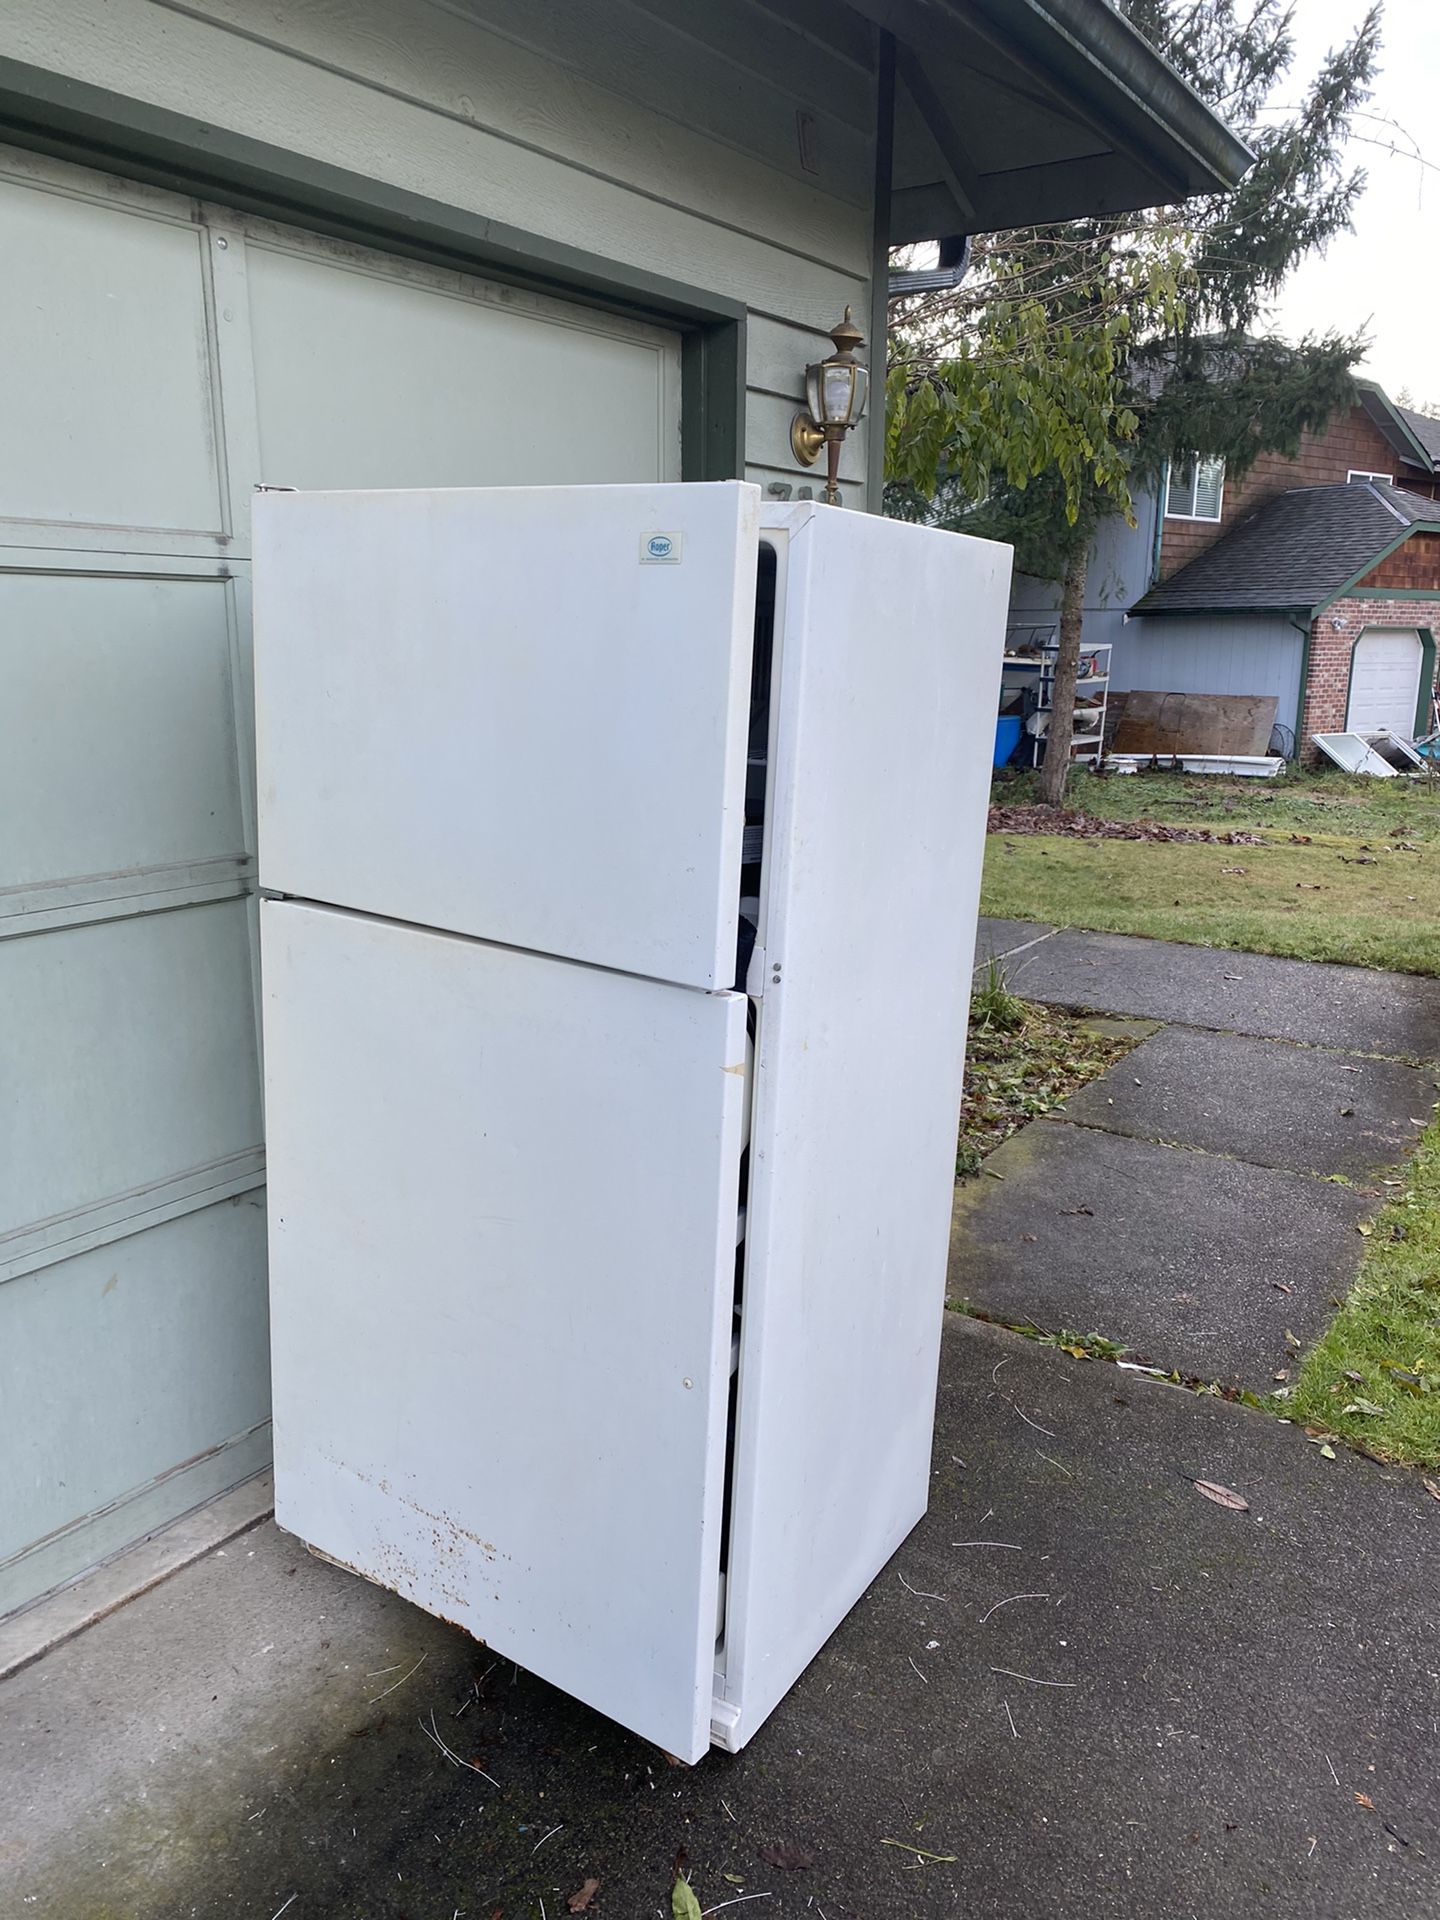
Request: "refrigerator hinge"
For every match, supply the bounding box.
[710,1690,742,1753]
[745,946,779,997]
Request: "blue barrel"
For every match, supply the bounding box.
[993,713,1022,767]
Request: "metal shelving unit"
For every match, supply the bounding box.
[1001,639,1111,768]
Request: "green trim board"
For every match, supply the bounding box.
[0,56,748,483]
[1417,629,1437,736]
[866,33,896,514]
[1327,588,1440,603]
[1356,378,1440,475]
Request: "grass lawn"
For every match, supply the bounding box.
[983,767,1440,976]
[997,764,1440,842]
[1285,1115,1440,1472]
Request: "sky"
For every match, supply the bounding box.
[1265,0,1440,407]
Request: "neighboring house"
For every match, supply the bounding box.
[0,5,1248,1619]
[1009,382,1440,752]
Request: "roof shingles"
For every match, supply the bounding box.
[1132,482,1440,615]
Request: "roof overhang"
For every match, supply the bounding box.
[847,0,1252,241]
[1355,380,1439,476]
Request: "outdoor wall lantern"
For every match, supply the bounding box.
[791,307,870,505]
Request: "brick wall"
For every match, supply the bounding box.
[1299,594,1440,755]
[1160,404,1440,579]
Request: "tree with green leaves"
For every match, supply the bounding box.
[886,0,1382,804]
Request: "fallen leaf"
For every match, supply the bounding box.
[567,1879,601,1914]
[1060,1205,1095,1216]
[1272,1370,1289,1383]
[1270,1280,1294,1294]
[1220,865,1248,875]
[672,1875,703,1920]
[723,1875,746,1887]
[1356,1222,1373,1237]
[759,1842,815,1870]
[1356,1792,1375,1810]
[1342,1400,1384,1417]
[1422,1478,1440,1502]
[1193,1480,1249,1511]
[1342,1370,1365,1384]
[1319,1443,1337,1459]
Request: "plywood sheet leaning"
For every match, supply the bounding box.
[1111,691,1278,757]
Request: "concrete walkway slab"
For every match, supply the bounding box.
[1058,1026,1439,1178]
[973,917,1052,967]
[950,1122,1372,1383]
[3,1316,1436,1920]
[989,924,1440,1060]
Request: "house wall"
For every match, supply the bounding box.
[1008,492,1161,672]
[1109,614,1305,744]
[1300,595,1440,750]
[0,0,880,503]
[1159,404,1439,580]
[0,0,883,1613]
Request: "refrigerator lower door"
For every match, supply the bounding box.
[262,899,748,1763]
[718,505,1011,1747]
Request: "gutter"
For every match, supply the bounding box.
[964,0,1254,192]
[889,234,970,300]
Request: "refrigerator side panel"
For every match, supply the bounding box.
[254,482,758,990]
[262,899,747,1763]
[723,505,1011,1745]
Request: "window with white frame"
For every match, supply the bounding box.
[1164,453,1226,520]
[1347,470,1394,485]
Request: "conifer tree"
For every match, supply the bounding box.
[887,1,1382,802]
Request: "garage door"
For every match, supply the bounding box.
[1347,628,1422,736]
[0,141,680,1614]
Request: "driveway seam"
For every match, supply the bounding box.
[996,994,1438,1066]
[1039,1109,1401,1190]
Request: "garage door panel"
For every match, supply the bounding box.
[246,243,675,489]
[0,176,225,534]
[0,901,263,1243]
[0,1197,271,1601]
[0,571,246,891]
[1,135,681,1615]
[1347,629,1422,736]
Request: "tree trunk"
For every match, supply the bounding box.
[1037,546,1088,808]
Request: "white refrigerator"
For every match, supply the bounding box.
[254,480,1010,1762]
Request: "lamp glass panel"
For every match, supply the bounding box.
[805,365,824,421]
[849,364,869,425]
[820,363,857,425]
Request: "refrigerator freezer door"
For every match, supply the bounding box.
[720,505,1011,1745]
[262,898,748,1763]
[254,482,759,990]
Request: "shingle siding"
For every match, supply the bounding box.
[1159,403,1439,579]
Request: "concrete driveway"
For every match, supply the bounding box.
[4,922,1437,1919]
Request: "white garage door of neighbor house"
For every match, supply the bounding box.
[1347,628,1423,736]
[0,140,681,1616]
